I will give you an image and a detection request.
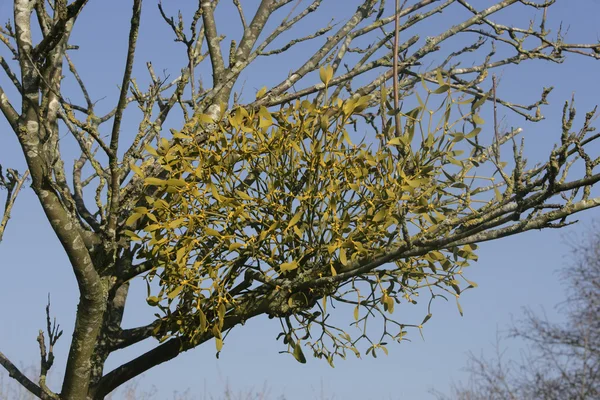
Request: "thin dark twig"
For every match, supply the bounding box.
[392,0,404,139]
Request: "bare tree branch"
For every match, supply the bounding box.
[36,296,62,400]
[232,0,247,30]
[0,352,46,400]
[201,0,226,88]
[107,0,143,237]
[0,168,28,243]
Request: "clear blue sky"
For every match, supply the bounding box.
[1,1,599,399]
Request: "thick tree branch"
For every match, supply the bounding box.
[31,0,88,60]
[93,297,269,399]
[11,3,107,399]
[234,0,274,64]
[293,190,600,293]
[0,55,23,93]
[0,351,46,399]
[92,338,183,399]
[201,0,226,86]
[0,85,19,131]
[107,0,143,237]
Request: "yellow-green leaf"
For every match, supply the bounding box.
[340,248,348,266]
[176,247,187,264]
[293,341,306,364]
[167,285,184,300]
[212,325,221,339]
[168,218,185,229]
[472,94,489,110]
[293,225,303,238]
[146,296,160,306]
[436,69,445,85]
[319,65,334,86]
[144,177,167,186]
[144,224,162,232]
[465,127,482,139]
[421,313,432,325]
[387,137,403,146]
[259,117,273,129]
[172,131,192,140]
[144,144,159,156]
[123,230,142,241]
[258,106,272,120]
[256,86,267,99]
[465,279,478,288]
[372,208,387,223]
[197,113,214,124]
[166,178,187,187]
[218,303,226,321]
[327,243,338,254]
[281,261,299,273]
[126,213,143,226]
[456,298,464,316]
[494,186,502,201]
[199,309,207,332]
[228,242,244,251]
[287,211,302,229]
[464,243,478,251]
[385,296,394,314]
[342,130,353,145]
[343,100,356,116]
[235,190,252,201]
[209,183,222,201]
[433,84,450,94]
[205,227,221,237]
[130,163,144,177]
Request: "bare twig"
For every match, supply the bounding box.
[232,0,247,29]
[0,168,29,243]
[37,295,62,399]
[107,0,143,236]
[392,0,404,139]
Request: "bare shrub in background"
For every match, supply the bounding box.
[435,227,600,400]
